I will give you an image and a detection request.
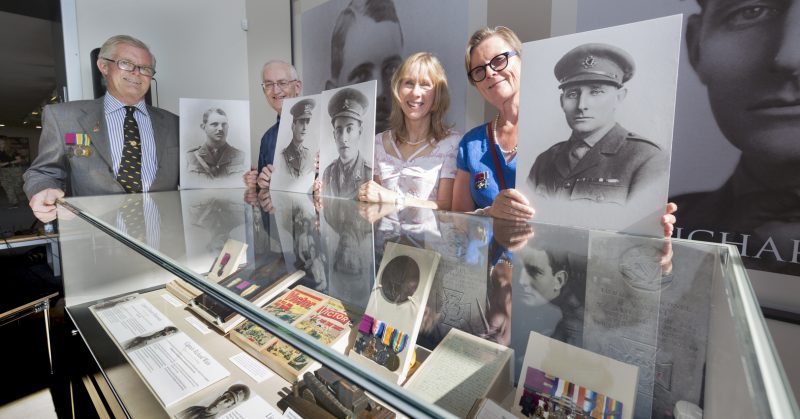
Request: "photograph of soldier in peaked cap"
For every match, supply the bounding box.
[179,98,251,189]
[319,81,377,199]
[320,196,374,313]
[515,16,681,237]
[528,43,666,204]
[270,95,322,194]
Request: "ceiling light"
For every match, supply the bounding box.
[35,125,42,129]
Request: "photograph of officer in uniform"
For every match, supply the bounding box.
[180,98,251,189]
[515,17,680,237]
[528,43,666,206]
[282,99,316,178]
[320,84,375,199]
[186,108,245,179]
[269,95,321,194]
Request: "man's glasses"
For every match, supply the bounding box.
[101,57,156,77]
[261,79,297,91]
[468,51,518,83]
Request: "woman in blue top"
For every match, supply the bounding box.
[452,26,534,221]
[452,26,677,235]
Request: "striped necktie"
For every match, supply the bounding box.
[118,106,142,193]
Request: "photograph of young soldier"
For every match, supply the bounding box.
[186,108,245,179]
[321,87,373,199]
[321,0,403,134]
[528,43,667,206]
[671,0,800,275]
[321,196,373,313]
[281,98,316,179]
[507,223,589,382]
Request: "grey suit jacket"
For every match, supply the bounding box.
[23,98,180,198]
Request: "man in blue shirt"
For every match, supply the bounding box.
[243,60,302,188]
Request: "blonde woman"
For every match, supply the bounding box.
[357,52,460,210]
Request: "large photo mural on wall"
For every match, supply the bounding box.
[575,0,800,280]
[301,0,469,135]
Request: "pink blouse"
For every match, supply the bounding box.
[374,130,460,200]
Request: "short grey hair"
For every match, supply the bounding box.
[98,35,156,68]
[262,60,299,82]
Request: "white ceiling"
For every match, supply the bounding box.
[0,11,57,127]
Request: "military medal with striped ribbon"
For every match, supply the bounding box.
[65,132,92,157]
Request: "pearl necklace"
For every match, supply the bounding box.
[493,114,517,154]
[396,131,428,146]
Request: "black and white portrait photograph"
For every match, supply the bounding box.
[270,95,322,194]
[179,98,251,189]
[180,189,247,276]
[174,383,251,419]
[270,190,328,293]
[509,223,589,382]
[300,0,469,134]
[319,196,374,313]
[572,0,800,281]
[318,81,376,199]
[515,15,681,237]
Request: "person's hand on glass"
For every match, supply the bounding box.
[492,218,535,251]
[358,180,395,203]
[257,189,275,214]
[660,238,674,276]
[357,201,395,224]
[312,179,323,200]
[29,188,65,223]
[256,164,274,189]
[487,188,535,221]
[243,187,258,206]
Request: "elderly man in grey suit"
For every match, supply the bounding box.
[24,34,179,222]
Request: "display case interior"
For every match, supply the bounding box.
[57,189,798,419]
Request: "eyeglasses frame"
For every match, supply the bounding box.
[101,57,156,77]
[261,79,298,91]
[468,50,519,83]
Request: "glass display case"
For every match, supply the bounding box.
[57,189,798,419]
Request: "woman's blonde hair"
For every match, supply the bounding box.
[464,26,522,85]
[389,52,452,143]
